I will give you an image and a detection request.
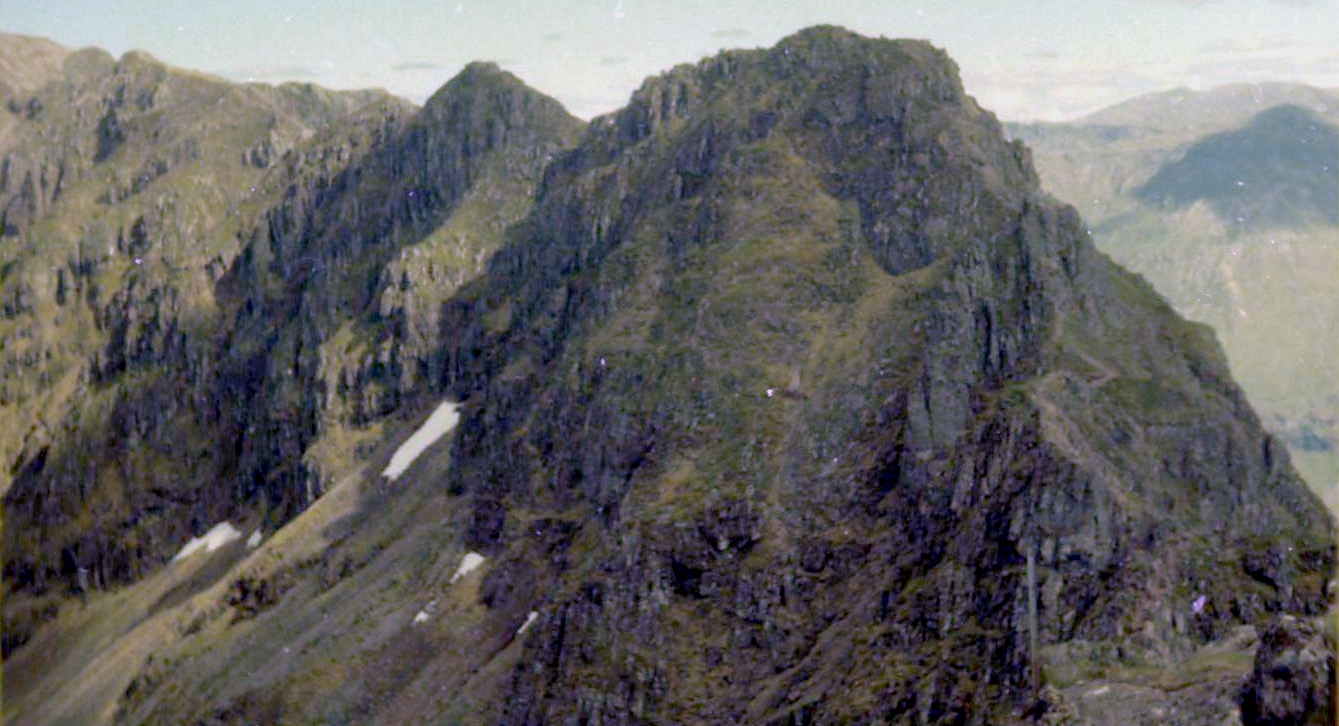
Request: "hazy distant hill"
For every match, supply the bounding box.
[1081,82,1338,132]
[1136,104,1338,228]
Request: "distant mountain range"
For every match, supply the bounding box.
[2,30,1333,725]
[1080,83,1338,132]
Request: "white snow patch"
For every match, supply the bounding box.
[172,522,243,562]
[247,530,263,549]
[382,401,461,480]
[450,552,486,583]
[413,610,430,624]
[517,610,539,635]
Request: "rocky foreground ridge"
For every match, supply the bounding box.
[1,27,1334,725]
[1008,85,1339,517]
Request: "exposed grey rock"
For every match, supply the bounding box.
[1242,615,1334,725]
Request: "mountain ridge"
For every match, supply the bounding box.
[1008,83,1339,517]
[0,32,72,102]
[1078,82,1339,131]
[2,27,1334,725]
[405,27,1330,722]
[0,40,578,606]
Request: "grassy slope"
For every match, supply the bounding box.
[4,395,531,725]
[0,33,71,100]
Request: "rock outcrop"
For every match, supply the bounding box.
[1242,616,1335,725]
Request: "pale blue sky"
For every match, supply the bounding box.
[2,0,1336,121]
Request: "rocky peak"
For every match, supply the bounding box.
[408,60,582,187]
[429,28,1331,723]
[538,26,1035,282]
[60,46,117,80]
[423,61,560,123]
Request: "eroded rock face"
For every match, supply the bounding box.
[1242,616,1335,725]
[0,46,580,602]
[0,44,405,600]
[414,26,1334,723]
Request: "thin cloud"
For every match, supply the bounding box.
[710,28,750,38]
[1301,52,1339,74]
[1198,37,1293,54]
[599,56,628,67]
[225,65,321,81]
[964,61,1179,122]
[1133,0,1317,5]
[392,61,443,72]
[542,32,563,42]
[1185,51,1339,86]
[1189,56,1308,78]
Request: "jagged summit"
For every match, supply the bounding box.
[423,60,528,108]
[542,27,1034,283]
[417,60,579,150]
[449,59,508,80]
[420,26,1331,724]
[115,48,163,66]
[581,26,983,157]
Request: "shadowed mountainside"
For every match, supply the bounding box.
[1135,104,1338,229]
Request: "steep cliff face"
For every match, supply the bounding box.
[419,27,1332,723]
[214,61,582,498]
[0,41,383,492]
[0,39,404,606]
[0,42,579,619]
[1009,89,1339,513]
[4,27,1333,726]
